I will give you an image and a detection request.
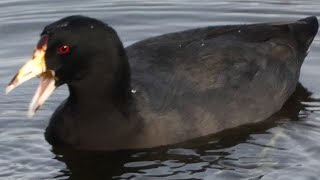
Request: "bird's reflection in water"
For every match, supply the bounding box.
[52,83,317,180]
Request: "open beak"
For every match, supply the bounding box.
[6,35,57,117]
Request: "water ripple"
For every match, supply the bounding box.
[0,0,320,179]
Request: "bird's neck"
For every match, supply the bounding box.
[68,83,131,115]
[67,60,132,114]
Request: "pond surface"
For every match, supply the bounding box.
[1,0,320,179]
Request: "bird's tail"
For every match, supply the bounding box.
[290,16,319,51]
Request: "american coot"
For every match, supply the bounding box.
[6,16,318,150]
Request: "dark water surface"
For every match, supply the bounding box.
[1,0,320,179]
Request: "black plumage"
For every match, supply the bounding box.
[11,16,319,150]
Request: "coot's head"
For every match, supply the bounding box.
[6,15,130,117]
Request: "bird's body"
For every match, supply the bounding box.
[126,23,306,148]
[8,16,318,150]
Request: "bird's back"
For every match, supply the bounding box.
[125,16,318,147]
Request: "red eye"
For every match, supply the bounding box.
[58,45,70,55]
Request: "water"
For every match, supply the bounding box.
[0,0,320,179]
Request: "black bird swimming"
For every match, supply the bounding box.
[6,16,318,150]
